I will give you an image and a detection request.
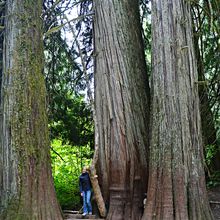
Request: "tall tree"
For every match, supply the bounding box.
[94,0,150,219]
[192,1,220,172]
[143,1,213,219]
[0,1,4,100]
[0,0,63,219]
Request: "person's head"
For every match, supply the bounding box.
[82,166,87,173]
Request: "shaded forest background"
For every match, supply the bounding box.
[41,0,219,210]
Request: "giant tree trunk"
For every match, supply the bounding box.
[142,1,213,219]
[94,0,150,219]
[0,2,4,101]
[0,0,63,219]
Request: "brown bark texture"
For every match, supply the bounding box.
[0,0,63,219]
[94,0,150,219]
[0,4,4,102]
[89,125,107,218]
[142,1,213,220]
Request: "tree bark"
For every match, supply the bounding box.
[0,0,63,219]
[94,0,150,219]
[142,1,213,219]
[89,116,107,218]
[0,2,4,103]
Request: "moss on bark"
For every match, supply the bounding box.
[0,0,63,219]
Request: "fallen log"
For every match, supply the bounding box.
[88,117,107,218]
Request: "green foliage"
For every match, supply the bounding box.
[51,139,93,210]
[205,144,219,166]
[207,171,220,188]
[205,144,220,188]
[43,11,94,147]
[49,93,94,147]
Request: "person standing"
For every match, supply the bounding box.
[79,167,92,216]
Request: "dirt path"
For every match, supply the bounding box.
[64,188,220,220]
[63,211,102,220]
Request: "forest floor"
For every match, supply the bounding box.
[64,212,102,220]
[208,186,220,219]
[64,187,220,220]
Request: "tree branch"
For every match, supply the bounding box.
[50,146,66,162]
[44,12,94,37]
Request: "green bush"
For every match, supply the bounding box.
[51,139,93,210]
[205,144,219,166]
[207,171,220,188]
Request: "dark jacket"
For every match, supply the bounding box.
[79,172,92,192]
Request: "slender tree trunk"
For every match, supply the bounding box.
[194,30,220,172]
[142,1,213,219]
[0,0,63,219]
[94,0,150,219]
[89,130,107,218]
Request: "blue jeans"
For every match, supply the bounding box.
[82,190,92,214]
